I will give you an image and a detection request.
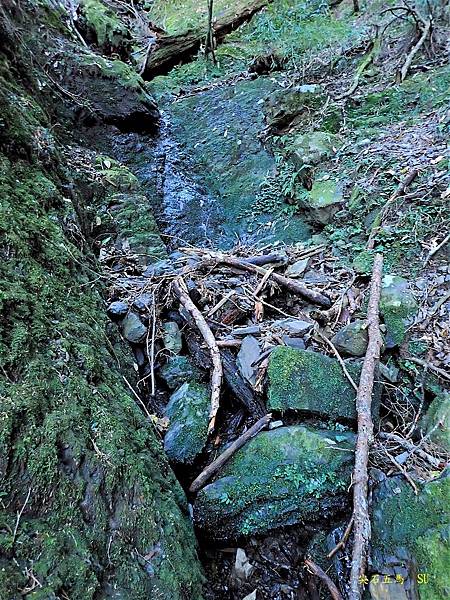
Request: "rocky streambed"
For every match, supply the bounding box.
[93,70,449,599]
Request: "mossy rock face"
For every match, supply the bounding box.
[267,347,364,421]
[0,19,203,598]
[289,131,339,169]
[420,392,450,452]
[80,0,129,52]
[380,275,418,347]
[302,179,344,225]
[194,426,354,540]
[164,382,210,464]
[371,474,450,600]
[160,356,201,390]
[264,84,325,129]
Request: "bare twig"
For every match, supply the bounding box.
[367,168,418,249]
[349,253,383,600]
[380,445,419,494]
[316,330,358,392]
[186,250,331,307]
[405,356,450,382]
[398,17,432,82]
[12,488,32,545]
[327,517,354,559]
[189,414,272,492]
[424,231,450,266]
[377,431,442,468]
[305,559,344,600]
[173,276,223,432]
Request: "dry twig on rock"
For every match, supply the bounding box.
[173,277,223,433]
[189,413,272,492]
[349,253,383,600]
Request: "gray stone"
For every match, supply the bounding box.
[420,392,450,452]
[162,321,182,354]
[132,293,153,312]
[231,325,261,336]
[194,426,354,540]
[282,336,306,350]
[272,318,313,336]
[286,258,309,278]
[237,336,261,385]
[331,320,369,357]
[164,382,210,464]
[107,300,129,321]
[121,312,147,343]
[160,355,201,390]
[264,85,325,129]
[301,179,344,225]
[289,132,339,168]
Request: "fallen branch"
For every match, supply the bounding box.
[377,431,442,469]
[305,559,344,600]
[367,168,418,249]
[189,413,272,492]
[12,488,32,545]
[398,17,432,82]
[173,277,223,433]
[188,250,331,307]
[339,36,381,98]
[327,517,354,559]
[349,253,383,600]
[405,356,450,382]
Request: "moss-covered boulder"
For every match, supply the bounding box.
[264,84,326,129]
[267,347,363,421]
[420,392,450,452]
[331,320,369,357]
[371,474,450,600]
[289,131,339,169]
[194,426,354,540]
[164,382,210,464]
[301,179,344,225]
[160,355,201,389]
[380,275,418,347]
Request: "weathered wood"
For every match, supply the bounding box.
[143,0,273,78]
[185,333,265,418]
[349,253,383,600]
[189,413,271,492]
[173,277,223,433]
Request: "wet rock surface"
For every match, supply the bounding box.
[194,426,354,540]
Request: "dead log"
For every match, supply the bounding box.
[143,0,273,79]
[173,277,223,433]
[349,253,383,600]
[189,413,271,492]
[185,332,265,418]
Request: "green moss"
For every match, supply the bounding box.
[164,382,210,464]
[194,426,354,540]
[0,53,202,598]
[421,392,450,452]
[380,275,418,347]
[81,0,127,47]
[371,476,450,599]
[80,53,144,91]
[268,347,363,421]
